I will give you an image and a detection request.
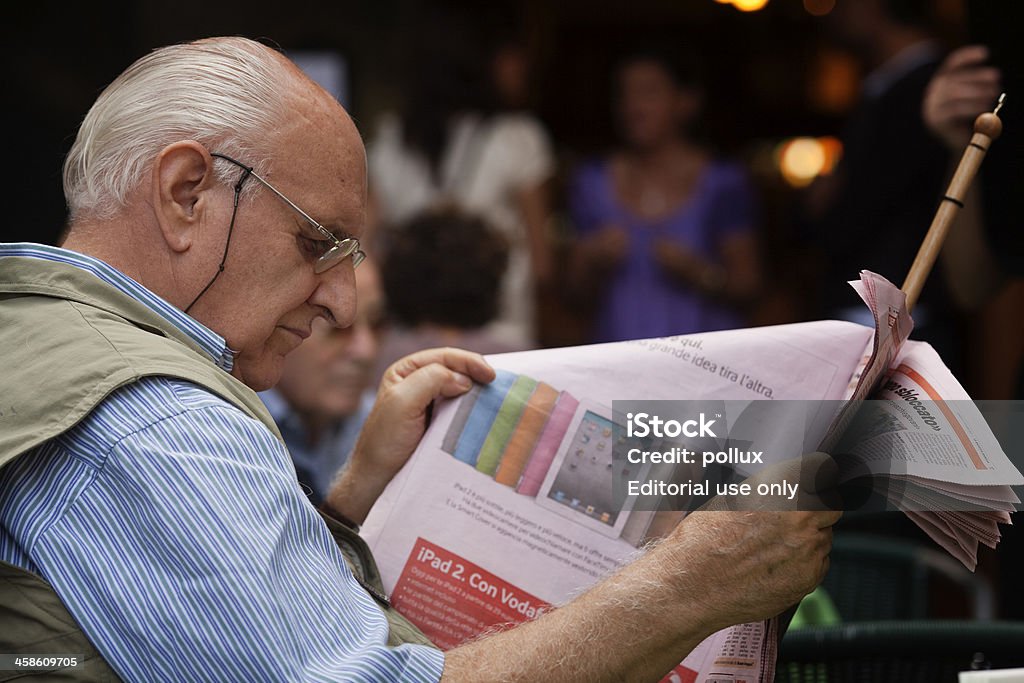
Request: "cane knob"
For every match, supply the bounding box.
[974,111,1003,140]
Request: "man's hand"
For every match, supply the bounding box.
[923,45,1002,151]
[702,451,842,512]
[444,491,839,682]
[325,348,495,524]
[673,452,840,629]
[668,508,840,631]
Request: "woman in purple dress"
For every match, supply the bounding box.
[568,50,762,343]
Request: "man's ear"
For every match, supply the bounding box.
[151,141,217,253]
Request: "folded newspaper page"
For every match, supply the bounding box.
[822,271,1020,570]
[360,271,1020,681]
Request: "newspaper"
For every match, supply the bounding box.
[820,272,1020,569]
[360,271,1020,681]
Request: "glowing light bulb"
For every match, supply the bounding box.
[778,137,826,187]
[732,0,769,11]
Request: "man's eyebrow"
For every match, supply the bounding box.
[329,219,365,242]
[297,217,354,242]
[327,224,357,241]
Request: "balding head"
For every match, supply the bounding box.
[63,37,313,222]
[61,37,368,391]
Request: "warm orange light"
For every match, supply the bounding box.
[777,137,826,188]
[803,0,835,16]
[817,136,843,174]
[808,49,861,114]
[732,0,770,10]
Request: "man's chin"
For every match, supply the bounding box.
[231,356,285,392]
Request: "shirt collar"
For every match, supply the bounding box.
[0,243,236,371]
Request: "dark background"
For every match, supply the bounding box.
[4,0,983,246]
[4,0,1020,390]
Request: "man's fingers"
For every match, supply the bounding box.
[941,77,1002,104]
[952,67,1002,87]
[814,509,843,529]
[927,96,1001,129]
[937,45,990,74]
[387,363,479,416]
[796,451,844,511]
[807,452,839,488]
[941,74,1001,98]
[943,98,999,121]
[799,451,839,492]
[385,348,496,386]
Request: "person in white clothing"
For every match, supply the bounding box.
[368,15,554,349]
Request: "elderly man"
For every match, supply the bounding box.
[0,37,837,682]
[261,259,385,505]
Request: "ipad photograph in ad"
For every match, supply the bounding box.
[535,401,645,539]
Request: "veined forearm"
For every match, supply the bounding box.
[441,539,717,683]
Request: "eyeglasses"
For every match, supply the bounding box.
[211,152,365,273]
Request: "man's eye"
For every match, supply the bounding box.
[300,237,332,257]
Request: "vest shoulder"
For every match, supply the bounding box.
[2,293,217,387]
[0,294,279,469]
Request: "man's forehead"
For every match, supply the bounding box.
[267,88,367,227]
[278,99,362,157]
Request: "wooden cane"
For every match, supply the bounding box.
[901,94,1005,312]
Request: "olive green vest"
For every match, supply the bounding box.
[0,256,434,682]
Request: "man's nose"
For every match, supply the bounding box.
[309,261,357,327]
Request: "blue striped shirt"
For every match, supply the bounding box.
[0,244,445,682]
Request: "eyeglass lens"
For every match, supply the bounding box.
[314,239,365,274]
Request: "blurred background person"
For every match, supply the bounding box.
[260,260,386,506]
[923,42,1024,619]
[376,208,524,377]
[567,46,762,343]
[807,0,958,364]
[923,44,1005,312]
[368,8,555,349]
[922,41,1023,399]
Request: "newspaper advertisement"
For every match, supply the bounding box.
[361,273,1020,679]
[362,319,873,682]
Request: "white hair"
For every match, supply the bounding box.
[63,37,293,220]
